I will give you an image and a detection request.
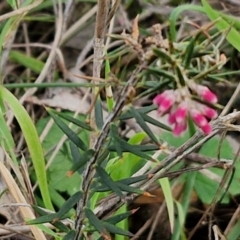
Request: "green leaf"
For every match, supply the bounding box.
[117,182,144,195]
[103,222,134,237]
[159,177,174,233]
[109,125,123,157]
[96,165,123,197]
[85,208,109,238]
[108,144,158,152]
[36,113,88,195]
[146,67,176,81]
[9,50,45,74]
[0,110,18,165]
[226,218,240,240]
[51,110,92,131]
[62,230,76,240]
[202,0,240,52]
[96,175,149,192]
[0,86,53,210]
[27,212,58,225]
[57,191,82,217]
[119,105,157,120]
[183,33,201,68]
[153,48,175,64]
[69,141,81,174]
[117,174,149,186]
[69,149,95,175]
[104,209,137,225]
[141,113,172,132]
[48,109,88,151]
[95,98,104,129]
[169,4,204,41]
[31,205,70,232]
[29,191,82,225]
[130,106,159,144]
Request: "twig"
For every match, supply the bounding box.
[74,1,122,238]
[74,64,144,237]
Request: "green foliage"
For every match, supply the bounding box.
[202,0,240,52]
[0,86,53,210]
[36,114,88,196]
[2,0,240,239]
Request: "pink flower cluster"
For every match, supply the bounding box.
[153,83,218,136]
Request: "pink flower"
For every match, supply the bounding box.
[189,82,218,103]
[173,122,187,136]
[174,103,188,123]
[153,84,218,136]
[168,112,176,124]
[201,124,212,134]
[190,110,208,127]
[202,105,218,119]
[153,90,175,113]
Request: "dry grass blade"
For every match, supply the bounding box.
[0,161,47,240]
[0,0,43,22]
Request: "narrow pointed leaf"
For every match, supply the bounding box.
[110,125,123,157]
[183,33,200,68]
[108,144,158,152]
[104,209,138,224]
[118,174,150,185]
[96,166,123,197]
[63,230,76,240]
[32,205,69,232]
[103,222,134,237]
[130,107,159,144]
[117,182,144,195]
[153,48,175,64]
[120,139,153,160]
[95,174,149,192]
[69,141,82,174]
[48,110,87,151]
[95,98,104,129]
[27,213,58,225]
[97,149,110,164]
[119,105,157,120]
[29,191,82,224]
[68,149,95,175]
[117,138,152,160]
[85,208,110,239]
[50,110,92,131]
[57,191,82,217]
[141,112,171,131]
[146,67,176,81]
[175,66,185,86]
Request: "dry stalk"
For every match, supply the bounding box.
[74,1,121,238]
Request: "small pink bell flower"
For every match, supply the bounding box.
[153,83,218,136]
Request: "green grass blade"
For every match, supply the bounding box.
[159,177,174,233]
[202,0,240,52]
[169,4,204,41]
[0,86,54,210]
[9,50,45,74]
